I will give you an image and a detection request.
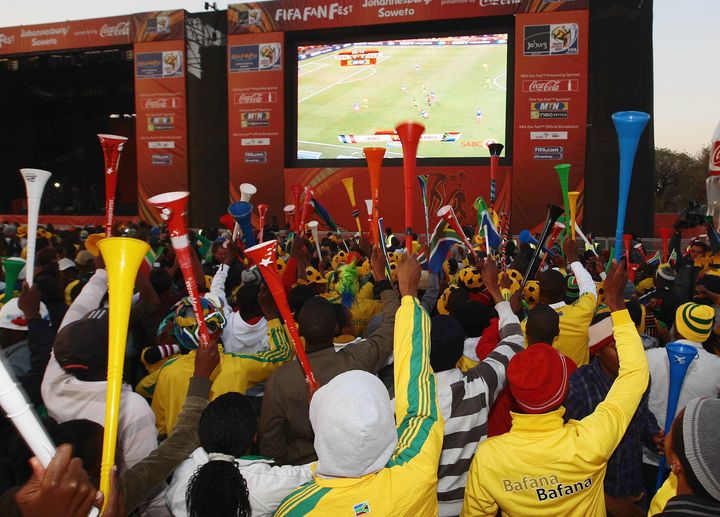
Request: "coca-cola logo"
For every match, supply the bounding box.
[100,21,130,38]
[712,141,720,168]
[522,79,579,92]
[479,0,522,6]
[0,33,15,48]
[234,92,277,105]
[144,97,178,109]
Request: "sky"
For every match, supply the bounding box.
[1,0,718,155]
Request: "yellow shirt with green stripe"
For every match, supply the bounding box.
[151,318,292,436]
[463,309,649,517]
[274,296,443,517]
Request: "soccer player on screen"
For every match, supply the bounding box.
[476,108,483,122]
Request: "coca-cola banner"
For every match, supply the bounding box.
[228,0,588,34]
[0,15,132,56]
[227,32,285,213]
[134,40,188,224]
[511,9,589,231]
[0,11,185,56]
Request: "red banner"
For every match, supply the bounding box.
[134,40,188,223]
[228,0,588,34]
[511,9,589,231]
[0,16,132,56]
[0,10,185,56]
[227,32,286,213]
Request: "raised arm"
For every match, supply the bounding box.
[565,238,596,298]
[343,246,399,371]
[462,259,524,407]
[420,271,440,314]
[121,342,217,512]
[577,261,649,459]
[387,255,442,469]
[60,267,107,330]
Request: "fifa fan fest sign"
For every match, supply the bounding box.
[227,0,589,232]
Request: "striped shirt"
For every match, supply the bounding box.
[435,301,524,517]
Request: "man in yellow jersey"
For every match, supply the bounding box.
[274,253,443,516]
[521,238,597,367]
[151,286,293,436]
[463,260,649,517]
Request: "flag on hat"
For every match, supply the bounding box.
[647,250,662,266]
[418,219,463,273]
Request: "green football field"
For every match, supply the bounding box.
[297,42,508,160]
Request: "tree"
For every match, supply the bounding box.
[655,146,709,213]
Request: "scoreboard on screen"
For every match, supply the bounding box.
[337,48,381,66]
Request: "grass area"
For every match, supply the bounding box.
[297,43,508,159]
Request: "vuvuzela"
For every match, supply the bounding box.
[396,121,425,252]
[147,192,211,347]
[20,168,51,287]
[98,237,149,510]
[364,147,385,246]
[98,134,128,238]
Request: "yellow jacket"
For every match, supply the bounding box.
[463,309,648,517]
[522,293,596,367]
[649,474,676,516]
[151,319,292,436]
[274,296,443,516]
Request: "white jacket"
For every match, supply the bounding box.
[41,269,158,472]
[166,448,312,516]
[210,265,269,354]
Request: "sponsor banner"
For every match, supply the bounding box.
[0,10,185,56]
[131,11,185,42]
[0,15,131,56]
[136,50,183,78]
[523,23,579,56]
[512,10,589,230]
[228,32,285,212]
[227,0,588,34]
[229,43,282,72]
[134,40,188,223]
[533,146,564,159]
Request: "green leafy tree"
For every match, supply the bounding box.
[655,146,709,213]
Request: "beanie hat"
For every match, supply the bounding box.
[0,298,50,331]
[656,264,676,282]
[507,343,577,413]
[682,397,720,502]
[675,302,715,343]
[311,370,397,478]
[564,275,579,303]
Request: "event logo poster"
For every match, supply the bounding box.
[230,43,281,72]
[136,51,183,78]
[523,23,578,56]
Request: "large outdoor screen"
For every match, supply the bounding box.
[296,34,509,161]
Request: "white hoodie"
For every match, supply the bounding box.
[166,448,312,517]
[210,265,269,354]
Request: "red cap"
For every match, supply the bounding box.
[507,343,577,413]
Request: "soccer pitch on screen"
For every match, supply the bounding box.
[297,36,508,160]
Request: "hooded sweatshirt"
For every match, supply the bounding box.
[462,309,649,517]
[274,296,443,516]
[210,264,269,354]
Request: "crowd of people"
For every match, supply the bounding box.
[0,215,719,517]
